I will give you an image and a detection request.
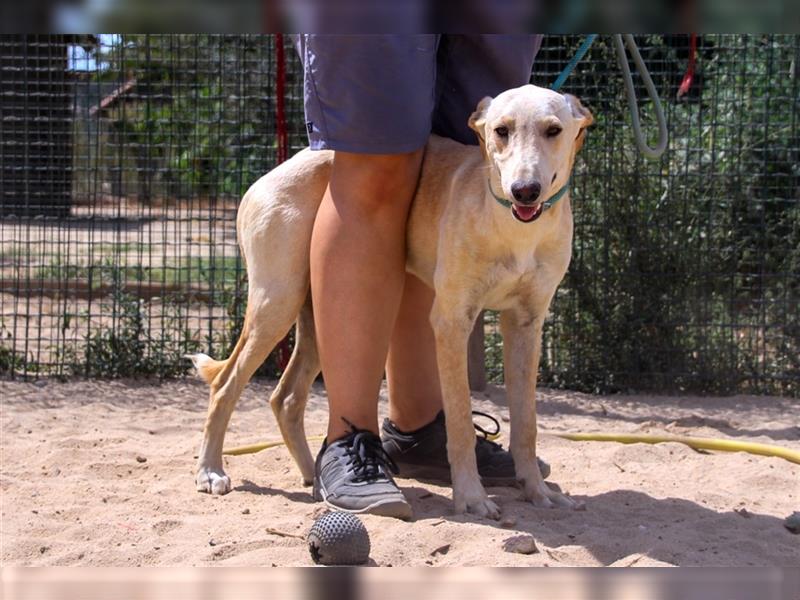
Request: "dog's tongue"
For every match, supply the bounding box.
[513,205,540,222]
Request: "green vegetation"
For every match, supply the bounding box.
[5,35,796,395]
[57,292,202,378]
[508,35,799,396]
[32,254,240,293]
[0,321,26,377]
[82,35,287,202]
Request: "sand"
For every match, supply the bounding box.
[1,378,798,567]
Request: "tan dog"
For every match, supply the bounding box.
[191,84,593,518]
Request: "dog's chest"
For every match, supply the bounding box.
[482,251,558,311]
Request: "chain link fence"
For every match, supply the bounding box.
[1,34,798,396]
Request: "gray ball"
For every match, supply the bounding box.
[307,511,370,565]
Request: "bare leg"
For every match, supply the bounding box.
[386,272,443,431]
[311,149,424,441]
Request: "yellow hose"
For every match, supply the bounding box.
[223,435,326,456]
[553,432,800,465]
[223,433,500,456]
[224,431,800,465]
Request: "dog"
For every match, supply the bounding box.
[190,84,593,518]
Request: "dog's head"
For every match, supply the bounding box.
[469,85,593,223]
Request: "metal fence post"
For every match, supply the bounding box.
[468,310,487,392]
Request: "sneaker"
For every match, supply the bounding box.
[381,410,551,486]
[313,423,412,520]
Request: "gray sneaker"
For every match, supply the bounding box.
[313,425,412,520]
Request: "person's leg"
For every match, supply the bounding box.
[296,34,437,517]
[312,149,424,442]
[296,34,438,442]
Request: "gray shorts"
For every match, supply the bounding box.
[294,35,542,154]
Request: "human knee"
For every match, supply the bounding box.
[329,149,424,217]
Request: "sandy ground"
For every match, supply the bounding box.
[1,378,798,567]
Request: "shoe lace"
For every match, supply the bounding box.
[342,420,400,483]
[472,410,503,450]
[472,410,500,438]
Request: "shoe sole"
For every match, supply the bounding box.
[313,478,413,521]
[392,460,551,487]
[394,464,518,487]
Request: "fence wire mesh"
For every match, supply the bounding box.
[0,34,798,396]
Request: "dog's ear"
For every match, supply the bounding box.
[468,96,493,153]
[564,94,593,153]
[565,94,593,129]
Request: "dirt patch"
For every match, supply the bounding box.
[1,378,798,566]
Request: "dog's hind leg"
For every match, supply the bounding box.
[269,291,320,486]
[194,288,301,495]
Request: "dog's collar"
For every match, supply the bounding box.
[487,177,571,213]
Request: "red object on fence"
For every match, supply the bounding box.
[677,34,697,99]
[275,33,289,164]
[274,34,293,371]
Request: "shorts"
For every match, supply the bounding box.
[294,34,543,154]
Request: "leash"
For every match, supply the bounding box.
[612,34,669,159]
[557,34,668,158]
[550,34,598,92]
[488,34,669,212]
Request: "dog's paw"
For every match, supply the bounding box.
[196,466,232,495]
[454,491,501,519]
[523,478,584,510]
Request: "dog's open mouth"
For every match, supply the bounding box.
[511,203,543,223]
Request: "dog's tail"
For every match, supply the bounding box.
[187,353,227,385]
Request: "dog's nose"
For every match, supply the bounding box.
[510,181,541,204]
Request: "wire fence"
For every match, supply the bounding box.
[1,34,798,396]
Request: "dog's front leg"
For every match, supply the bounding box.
[431,298,500,519]
[500,309,583,509]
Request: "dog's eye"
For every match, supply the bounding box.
[494,126,509,139]
[546,125,562,138]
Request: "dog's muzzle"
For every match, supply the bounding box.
[511,202,544,223]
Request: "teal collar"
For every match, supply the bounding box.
[487,176,571,213]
